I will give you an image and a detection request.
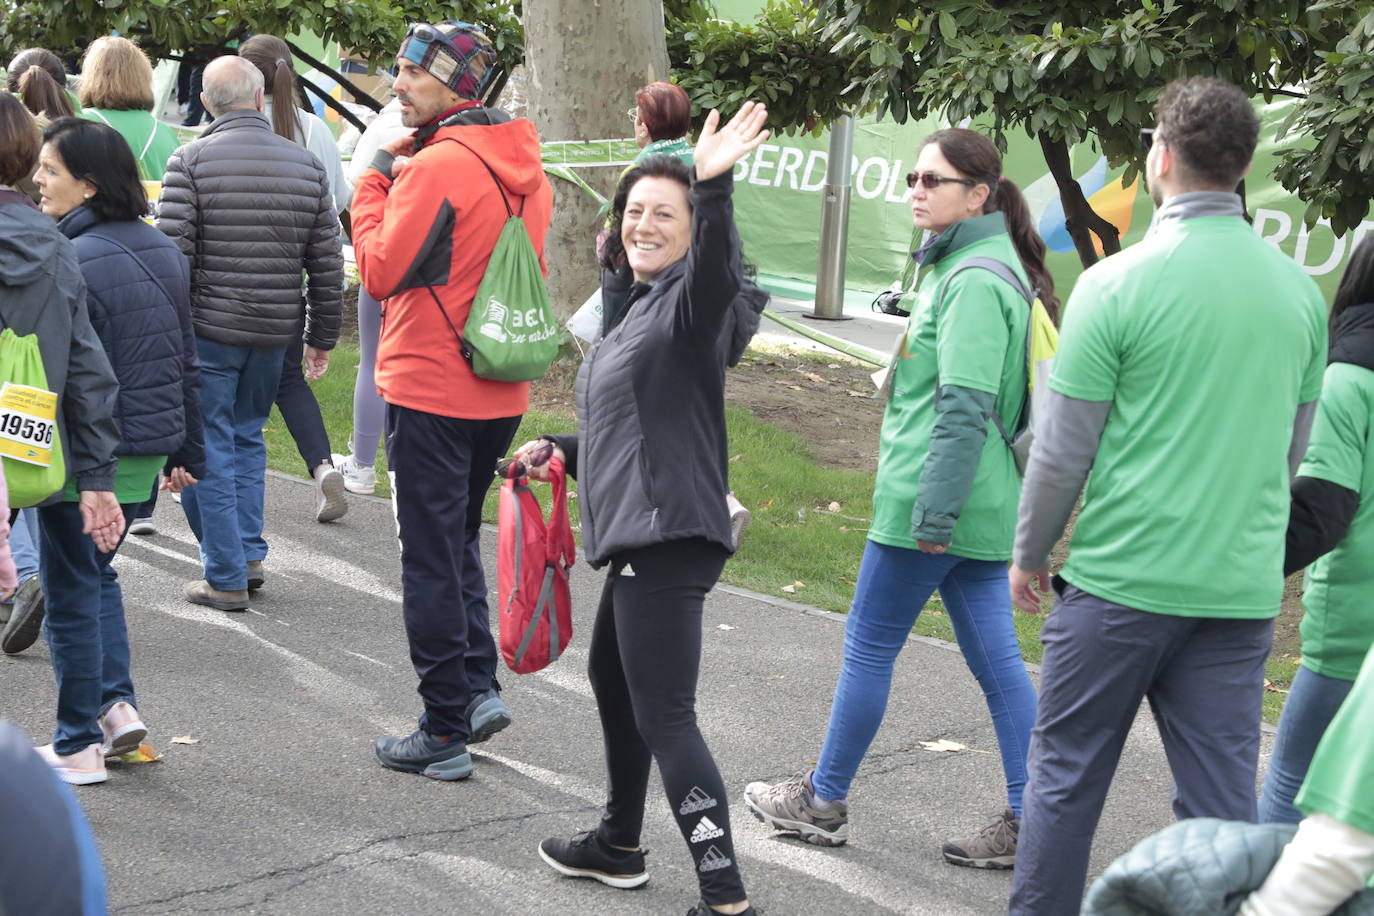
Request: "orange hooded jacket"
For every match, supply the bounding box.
[352,116,554,420]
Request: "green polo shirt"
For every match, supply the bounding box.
[868,212,1028,559]
[1298,360,1374,679]
[1052,215,1327,617]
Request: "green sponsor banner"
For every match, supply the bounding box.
[731,99,1369,304]
[542,138,640,168]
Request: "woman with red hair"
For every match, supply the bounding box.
[630,81,693,166]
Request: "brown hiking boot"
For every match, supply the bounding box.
[183,580,249,612]
[942,807,1018,869]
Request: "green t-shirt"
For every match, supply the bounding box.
[868,212,1028,559]
[1052,215,1327,617]
[61,455,164,505]
[81,108,180,181]
[1298,361,1374,679]
[1297,643,1374,834]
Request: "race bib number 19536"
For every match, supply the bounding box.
[0,381,58,468]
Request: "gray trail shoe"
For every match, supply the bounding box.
[743,770,849,847]
[1,576,45,654]
[942,807,1019,869]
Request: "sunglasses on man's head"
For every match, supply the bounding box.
[1140,128,1156,154]
[905,171,977,190]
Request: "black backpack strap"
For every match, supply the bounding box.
[444,138,525,219]
[83,230,179,311]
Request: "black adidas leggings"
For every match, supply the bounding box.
[588,537,746,905]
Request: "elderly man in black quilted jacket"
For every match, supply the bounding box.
[157,54,342,612]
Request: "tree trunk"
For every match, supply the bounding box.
[1037,133,1123,267]
[524,0,670,317]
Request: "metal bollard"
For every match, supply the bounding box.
[812,113,855,321]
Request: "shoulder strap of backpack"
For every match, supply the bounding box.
[931,256,1035,449]
[443,138,525,219]
[83,229,179,312]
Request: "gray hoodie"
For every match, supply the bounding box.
[0,203,120,496]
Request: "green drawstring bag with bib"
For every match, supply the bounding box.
[0,328,65,507]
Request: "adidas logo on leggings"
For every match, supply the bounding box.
[698,845,732,873]
[690,816,724,843]
[679,786,717,816]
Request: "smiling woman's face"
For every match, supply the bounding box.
[33,141,95,218]
[621,175,691,283]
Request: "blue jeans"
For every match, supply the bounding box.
[1258,664,1355,824]
[38,501,138,755]
[812,540,1038,814]
[181,337,285,591]
[8,508,40,581]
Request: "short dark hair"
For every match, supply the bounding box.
[41,117,148,223]
[600,154,693,271]
[0,94,41,185]
[635,82,691,143]
[1154,77,1258,189]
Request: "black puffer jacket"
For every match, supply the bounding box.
[552,172,743,568]
[157,108,343,351]
[59,205,206,479]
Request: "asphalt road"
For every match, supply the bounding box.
[3,473,1257,915]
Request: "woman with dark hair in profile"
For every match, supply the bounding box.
[1258,232,1374,826]
[28,117,203,785]
[515,103,770,916]
[744,127,1056,869]
[7,48,76,121]
[237,34,352,524]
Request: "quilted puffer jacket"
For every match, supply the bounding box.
[157,108,343,352]
[59,205,205,478]
[1083,818,1374,916]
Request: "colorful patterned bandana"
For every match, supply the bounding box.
[398,21,496,100]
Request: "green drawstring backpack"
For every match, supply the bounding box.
[0,328,65,507]
[423,140,559,383]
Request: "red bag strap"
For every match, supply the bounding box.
[545,457,575,567]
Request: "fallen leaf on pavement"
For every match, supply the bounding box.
[847,390,868,398]
[803,372,826,383]
[787,384,803,391]
[764,360,782,367]
[171,736,200,745]
[919,739,967,753]
[828,363,841,369]
[718,624,736,631]
[117,743,162,764]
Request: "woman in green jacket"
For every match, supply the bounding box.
[744,128,1057,869]
[78,36,179,181]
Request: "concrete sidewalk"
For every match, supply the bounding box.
[3,474,1233,914]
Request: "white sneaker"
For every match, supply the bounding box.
[36,743,108,785]
[314,465,348,523]
[727,492,750,550]
[128,518,157,536]
[332,453,377,495]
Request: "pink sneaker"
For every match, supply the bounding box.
[99,701,147,758]
[36,743,108,785]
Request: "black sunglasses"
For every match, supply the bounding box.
[906,170,977,190]
[1139,128,1156,154]
[407,23,439,42]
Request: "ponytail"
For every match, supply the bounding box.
[238,35,302,142]
[15,64,74,121]
[991,177,1060,325]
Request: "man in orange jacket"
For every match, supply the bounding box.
[351,20,554,780]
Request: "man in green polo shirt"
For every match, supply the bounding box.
[1006,77,1328,915]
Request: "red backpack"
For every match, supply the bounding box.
[497,455,575,673]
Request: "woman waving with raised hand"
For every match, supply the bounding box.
[514,102,768,916]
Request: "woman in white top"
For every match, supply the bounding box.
[238,34,351,524]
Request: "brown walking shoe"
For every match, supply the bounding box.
[942,807,1018,869]
[183,580,249,612]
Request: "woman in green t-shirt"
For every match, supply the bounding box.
[1259,234,1374,824]
[77,36,180,182]
[744,128,1058,868]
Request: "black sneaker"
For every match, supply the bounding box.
[687,902,757,915]
[373,729,472,780]
[1,576,44,654]
[538,830,649,889]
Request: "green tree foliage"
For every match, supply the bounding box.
[815,0,1342,265]
[666,0,865,134]
[1273,2,1374,235]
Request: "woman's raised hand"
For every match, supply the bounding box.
[694,101,770,182]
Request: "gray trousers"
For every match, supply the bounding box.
[1008,579,1273,915]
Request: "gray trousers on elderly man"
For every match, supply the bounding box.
[1007,579,1274,916]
